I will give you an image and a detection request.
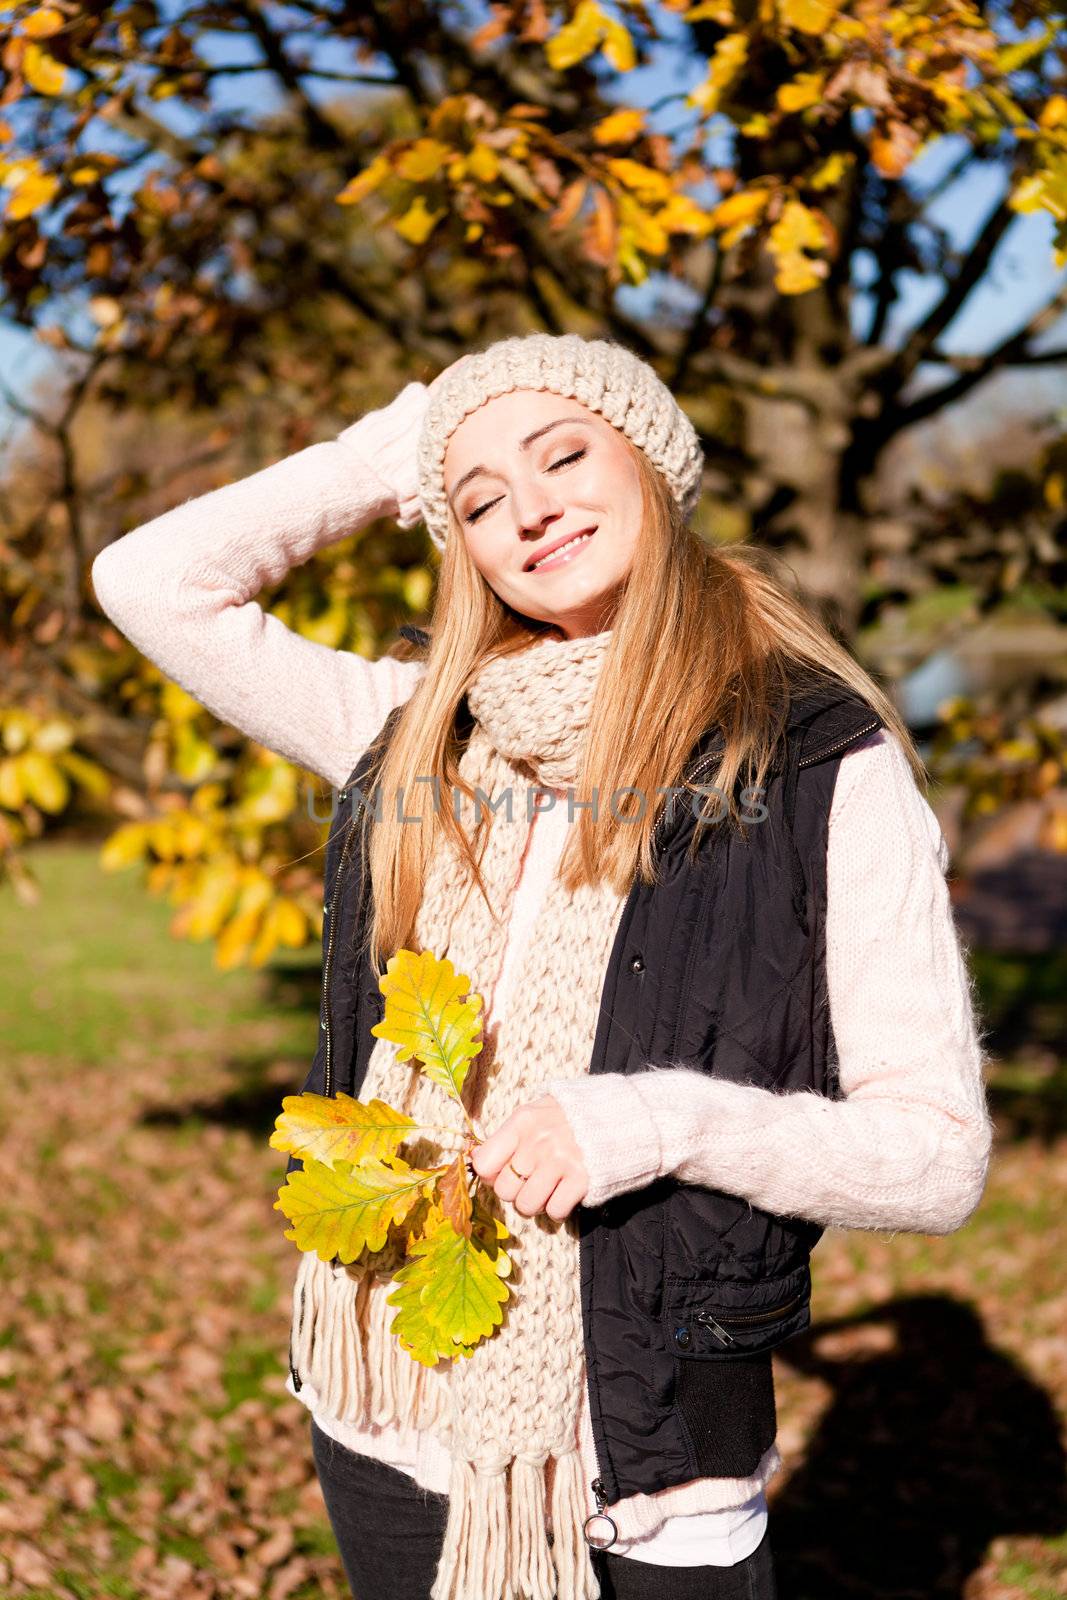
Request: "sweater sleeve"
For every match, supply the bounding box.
[545,729,995,1236]
[89,383,429,792]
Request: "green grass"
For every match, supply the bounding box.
[0,840,319,1066]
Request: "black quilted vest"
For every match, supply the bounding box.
[286,635,883,1510]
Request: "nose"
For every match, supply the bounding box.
[514,483,565,557]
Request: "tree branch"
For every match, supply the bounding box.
[232,0,353,153]
[892,189,1016,389]
[884,276,1067,438]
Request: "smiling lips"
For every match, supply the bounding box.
[526,528,597,574]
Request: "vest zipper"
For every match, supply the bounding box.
[693,1290,804,1346]
[654,713,881,853]
[795,717,880,769]
[321,810,359,1099]
[584,1477,620,1551]
[652,748,721,855]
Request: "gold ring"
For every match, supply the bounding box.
[507,1160,531,1181]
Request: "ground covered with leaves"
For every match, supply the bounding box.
[0,846,1064,1599]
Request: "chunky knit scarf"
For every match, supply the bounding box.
[289,628,628,1600]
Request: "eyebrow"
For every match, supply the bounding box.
[448,416,595,500]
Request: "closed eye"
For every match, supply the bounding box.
[464,448,587,525]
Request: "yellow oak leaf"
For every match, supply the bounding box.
[778,0,840,34]
[709,186,770,248]
[23,7,64,37]
[593,108,647,146]
[23,41,66,95]
[778,72,825,114]
[393,195,447,245]
[6,164,59,219]
[275,1155,435,1263]
[768,199,829,294]
[336,154,392,206]
[371,948,484,1110]
[270,1091,417,1169]
[688,33,747,118]
[546,0,604,71]
[386,1201,510,1361]
[606,158,674,203]
[396,139,453,183]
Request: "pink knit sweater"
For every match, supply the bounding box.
[90,390,994,1566]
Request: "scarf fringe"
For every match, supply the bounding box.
[292,1254,600,1599]
[430,1453,601,1600]
[289,1250,450,1433]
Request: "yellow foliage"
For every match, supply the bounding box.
[1,709,35,754]
[593,108,647,146]
[23,7,65,38]
[1011,158,1067,225]
[276,1154,435,1262]
[601,12,636,71]
[396,139,454,183]
[778,72,824,114]
[4,160,59,219]
[656,193,715,237]
[709,186,770,248]
[273,949,517,1362]
[393,195,447,245]
[336,154,392,206]
[371,948,484,1108]
[681,2,735,20]
[100,821,151,871]
[271,1091,417,1170]
[17,751,69,813]
[1039,96,1067,131]
[545,0,634,73]
[606,158,675,203]
[250,896,308,965]
[387,1204,511,1363]
[22,41,66,95]
[687,33,748,117]
[809,151,852,191]
[466,141,501,182]
[768,199,830,294]
[777,0,839,34]
[546,0,608,71]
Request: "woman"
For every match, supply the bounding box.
[91,332,994,1600]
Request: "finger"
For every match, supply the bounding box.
[543,1174,589,1222]
[510,1165,560,1218]
[469,1119,521,1184]
[486,1144,541,1208]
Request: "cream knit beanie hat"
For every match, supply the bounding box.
[415,331,704,553]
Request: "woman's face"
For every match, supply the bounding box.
[442,389,643,639]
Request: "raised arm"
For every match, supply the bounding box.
[90,383,430,791]
[547,730,995,1235]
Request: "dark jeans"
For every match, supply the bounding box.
[310,1419,778,1600]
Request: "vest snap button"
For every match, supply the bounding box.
[630,955,644,973]
[673,1324,691,1350]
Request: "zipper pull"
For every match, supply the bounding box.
[694,1311,737,1347]
[582,1478,619,1551]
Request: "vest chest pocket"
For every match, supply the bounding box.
[665,1261,811,1359]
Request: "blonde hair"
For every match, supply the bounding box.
[359,438,922,977]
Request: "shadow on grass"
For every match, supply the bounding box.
[769,1294,1067,1599]
[139,1057,310,1139]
